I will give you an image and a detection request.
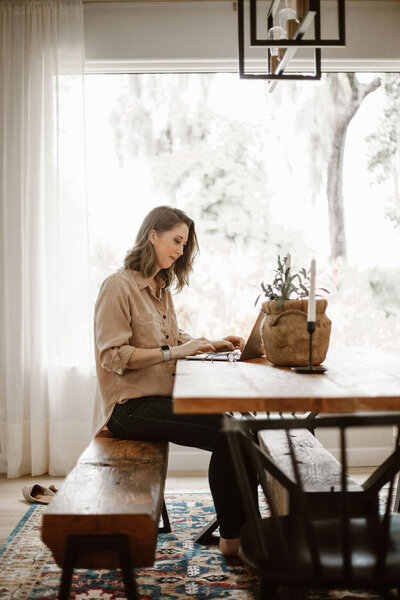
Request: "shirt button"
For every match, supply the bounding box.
[172,373,175,377]
[163,315,166,319]
[166,334,169,339]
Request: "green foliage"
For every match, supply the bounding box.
[256,254,310,310]
[110,74,271,246]
[366,74,400,228]
[367,75,400,184]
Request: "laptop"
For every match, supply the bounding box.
[185,311,265,362]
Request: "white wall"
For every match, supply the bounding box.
[84,0,400,73]
[168,428,394,472]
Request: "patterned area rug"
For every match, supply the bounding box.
[0,492,259,600]
[0,491,390,600]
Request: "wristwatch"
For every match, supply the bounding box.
[161,344,171,363]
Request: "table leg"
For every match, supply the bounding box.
[393,476,400,512]
[193,515,219,545]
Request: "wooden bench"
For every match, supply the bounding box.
[257,415,369,517]
[41,430,170,600]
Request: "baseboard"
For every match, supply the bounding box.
[0,439,390,476]
[324,446,393,468]
[167,440,393,471]
[316,426,393,468]
[168,444,210,471]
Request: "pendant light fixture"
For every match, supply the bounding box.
[237,0,346,90]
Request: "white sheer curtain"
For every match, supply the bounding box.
[0,0,95,477]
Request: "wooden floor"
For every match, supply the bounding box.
[0,472,209,547]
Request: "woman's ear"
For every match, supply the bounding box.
[149,229,157,245]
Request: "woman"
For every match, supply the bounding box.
[93,205,258,557]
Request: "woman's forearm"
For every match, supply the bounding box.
[127,338,215,370]
[128,347,170,370]
[127,345,188,370]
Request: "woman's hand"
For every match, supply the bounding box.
[173,338,216,359]
[211,336,245,352]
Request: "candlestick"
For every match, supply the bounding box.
[292,321,327,374]
[307,258,316,322]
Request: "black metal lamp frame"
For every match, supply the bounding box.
[237,0,346,84]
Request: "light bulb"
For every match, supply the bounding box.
[267,26,287,57]
[278,0,299,36]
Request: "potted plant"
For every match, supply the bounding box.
[257,254,331,367]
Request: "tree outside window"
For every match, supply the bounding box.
[85,73,400,349]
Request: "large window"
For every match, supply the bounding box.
[85,73,400,348]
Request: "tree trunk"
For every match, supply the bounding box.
[327,121,348,259]
[326,74,381,261]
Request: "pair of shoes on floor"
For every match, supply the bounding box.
[22,484,58,505]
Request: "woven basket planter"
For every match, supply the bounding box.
[261,298,331,367]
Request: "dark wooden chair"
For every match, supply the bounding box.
[224,412,400,600]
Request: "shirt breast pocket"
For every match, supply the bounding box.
[134,314,163,348]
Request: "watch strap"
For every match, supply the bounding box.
[161,344,171,362]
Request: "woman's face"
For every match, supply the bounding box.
[150,223,189,273]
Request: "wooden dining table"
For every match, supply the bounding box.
[173,347,400,543]
[173,347,400,415]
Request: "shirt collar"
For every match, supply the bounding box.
[130,269,167,291]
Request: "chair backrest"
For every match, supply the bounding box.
[224,412,400,582]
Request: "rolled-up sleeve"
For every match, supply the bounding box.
[178,329,193,344]
[94,277,135,375]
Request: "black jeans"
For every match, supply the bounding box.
[107,395,258,539]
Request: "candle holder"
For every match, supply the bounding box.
[292,321,327,374]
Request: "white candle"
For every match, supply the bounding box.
[285,253,291,272]
[307,258,316,322]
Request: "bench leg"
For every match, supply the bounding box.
[117,537,139,600]
[59,539,77,600]
[159,498,172,533]
[59,534,139,600]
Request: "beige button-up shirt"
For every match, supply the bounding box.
[92,268,191,435]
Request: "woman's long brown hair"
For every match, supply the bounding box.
[124,205,199,292]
